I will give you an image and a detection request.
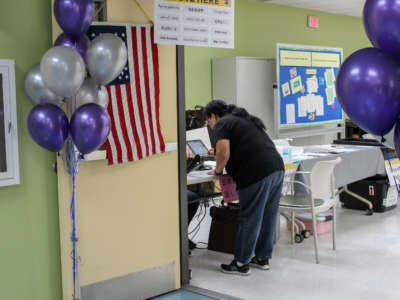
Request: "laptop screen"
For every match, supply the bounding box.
[187,139,208,155]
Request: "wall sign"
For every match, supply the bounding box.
[277,44,344,129]
[154,0,235,48]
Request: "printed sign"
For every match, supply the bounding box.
[368,185,375,196]
[385,158,400,186]
[154,0,235,48]
[383,186,398,208]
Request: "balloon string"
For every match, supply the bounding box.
[69,136,82,300]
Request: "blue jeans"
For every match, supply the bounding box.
[234,171,284,264]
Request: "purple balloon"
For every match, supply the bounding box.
[54,33,90,62]
[27,104,69,152]
[70,103,111,154]
[364,0,400,61]
[54,0,94,37]
[336,48,400,136]
[394,121,400,157]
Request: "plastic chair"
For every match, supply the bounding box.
[279,157,342,264]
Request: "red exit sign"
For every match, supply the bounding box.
[308,16,319,28]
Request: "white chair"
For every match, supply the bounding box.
[280,157,342,264]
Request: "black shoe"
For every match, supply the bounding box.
[249,257,270,270]
[189,239,197,250]
[220,260,251,276]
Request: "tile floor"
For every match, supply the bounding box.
[188,204,400,300]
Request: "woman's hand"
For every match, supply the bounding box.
[208,148,214,155]
[186,148,195,159]
[207,169,216,175]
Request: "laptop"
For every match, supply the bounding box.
[187,139,215,161]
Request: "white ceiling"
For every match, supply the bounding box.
[261,0,366,18]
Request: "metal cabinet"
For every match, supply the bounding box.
[212,56,277,137]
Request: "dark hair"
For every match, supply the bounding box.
[205,99,266,130]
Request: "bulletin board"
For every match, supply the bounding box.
[277,44,344,129]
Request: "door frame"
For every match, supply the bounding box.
[176,45,190,284]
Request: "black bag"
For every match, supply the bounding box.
[186,105,206,130]
[208,204,240,254]
[340,175,397,213]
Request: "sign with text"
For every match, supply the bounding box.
[385,158,400,186]
[154,0,235,48]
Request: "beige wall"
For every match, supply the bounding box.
[53,1,180,299]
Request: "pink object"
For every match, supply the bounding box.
[286,217,332,235]
[218,175,239,203]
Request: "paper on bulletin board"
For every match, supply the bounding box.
[286,104,295,124]
[154,0,235,48]
[312,52,340,68]
[298,96,307,117]
[282,82,290,97]
[306,76,319,94]
[325,86,336,105]
[290,76,303,94]
[324,68,336,87]
[280,50,311,67]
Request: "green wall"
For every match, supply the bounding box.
[0,1,62,300]
[185,1,371,108]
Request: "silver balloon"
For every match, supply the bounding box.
[86,33,128,85]
[40,46,86,98]
[75,78,109,109]
[96,86,109,109]
[24,64,63,106]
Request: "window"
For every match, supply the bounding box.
[0,60,19,187]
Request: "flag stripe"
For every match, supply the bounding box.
[145,26,161,154]
[115,85,134,162]
[126,25,147,158]
[150,27,165,152]
[141,26,157,155]
[105,140,114,165]
[125,84,143,160]
[135,26,153,156]
[106,86,123,164]
[120,86,139,161]
[110,86,128,163]
[131,26,150,157]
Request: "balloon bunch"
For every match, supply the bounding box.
[23,1,128,299]
[24,0,128,155]
[336,0,400,155]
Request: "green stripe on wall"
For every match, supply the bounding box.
[0,1,62,300]
[185,0,370,109]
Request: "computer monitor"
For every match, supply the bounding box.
[187,139,209,156]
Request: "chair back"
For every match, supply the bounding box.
[310,157,341,200]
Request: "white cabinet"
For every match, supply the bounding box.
[0,60,19,187]
[212,57,276,137]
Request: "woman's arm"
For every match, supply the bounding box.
[208,139,230,175]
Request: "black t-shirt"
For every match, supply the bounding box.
[213,115,284,189]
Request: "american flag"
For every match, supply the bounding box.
[88,24,165,164]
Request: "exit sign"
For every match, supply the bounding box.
[308,16,319,28]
